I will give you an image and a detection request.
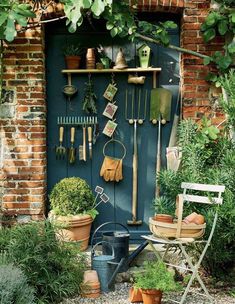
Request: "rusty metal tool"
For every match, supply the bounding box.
[68,127,76,164]
[56,126,66,160]
[88,126,92,159]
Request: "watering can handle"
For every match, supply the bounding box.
[91,241,115,258]
[90,222,130,248]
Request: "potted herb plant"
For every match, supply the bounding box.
[49,177,96,250]
[63,44,84,69]
[133,260,178,304]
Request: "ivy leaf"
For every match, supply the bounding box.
[217,55,232,70]
[68,21,77,33]
[162,21,177,29]
[70,7,82,24]
[230,12,235,23]
[0,12,8,27]
[4,13,16,42]
[203,56,212,65]
[106,21,114,30]
[91,0,105,16]
[12,12,27,27]
[218,20,228,35]
[203,28,216,42]
[14,5,35,18]
[110,27,118,37]
[205,13,217,26]
[81,0,92,9]
[228,41,235,54]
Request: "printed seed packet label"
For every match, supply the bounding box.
[103,83,118,101]
[102,120,117,137]
[103,102,118,119]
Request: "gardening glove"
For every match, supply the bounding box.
[114,159,123,182]
[100,156,120,182]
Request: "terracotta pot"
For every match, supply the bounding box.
[129,287,143,303]
[53,214,93,251]
[153,214,173,223]
[65,55,81,69]
[86,48,95,69]
[141,289,162,304]
[82,270,100,299]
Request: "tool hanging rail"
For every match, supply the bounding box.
[57,116,98,126]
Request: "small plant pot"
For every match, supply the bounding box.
[129,287,143,303]
[153,214,173,223]
[65,55,81,69]
[141,289,162,304]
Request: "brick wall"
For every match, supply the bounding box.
[0,0,223,221]
[0,29,46,222]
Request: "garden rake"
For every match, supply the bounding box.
[125,88,147,226]
[55,126,66,160]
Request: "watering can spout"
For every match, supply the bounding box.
[107,258,126,289]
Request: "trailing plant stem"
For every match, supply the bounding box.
[136,33,210,59]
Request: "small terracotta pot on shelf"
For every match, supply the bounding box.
[153,214,173,223]
[65,55,81,69]
[129,287,143,303]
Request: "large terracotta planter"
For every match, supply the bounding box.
[141,289,162,304]
[51,213,93,251]
[65,55,81,69]
[129,287,143,303]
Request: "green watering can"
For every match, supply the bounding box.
[91,241,125,292]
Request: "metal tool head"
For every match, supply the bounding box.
[127,219,143,226]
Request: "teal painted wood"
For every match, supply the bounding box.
[46,18,180,241]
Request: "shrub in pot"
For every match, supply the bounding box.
[49,177,96,250]
[63,44,84,69]
[134,260,178,304]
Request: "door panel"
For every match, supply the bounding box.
[46,20,180,241]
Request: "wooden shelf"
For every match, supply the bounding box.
[61,67,162,74]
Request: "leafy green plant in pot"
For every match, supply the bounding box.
[49,177,96,250]
[63,44,84,69]
[134,260,178,304]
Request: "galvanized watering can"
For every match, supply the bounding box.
[91,222,148,273]
[91,241,125,292]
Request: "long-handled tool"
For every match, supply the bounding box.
[68,127,76,164]
[83,124,87,161]
[126,89,147,226]
[88,126,92,159]
[56,126,66,160]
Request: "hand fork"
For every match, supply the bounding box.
[56,126,66,160]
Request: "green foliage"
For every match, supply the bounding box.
[134,260,178,291]
[63,44,84,56]
[0,263,35,304]
[82,78,97,114]
[153,195,175,216]
[0,221,87,303]
[0,0,35,42]
[219,69,235,127]
[49,177,95,216]
[158,117,235,278]
[201,1,235,72]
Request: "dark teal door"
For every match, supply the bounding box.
[46,16,180,241]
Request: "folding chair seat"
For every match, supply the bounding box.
[142,182,225,304]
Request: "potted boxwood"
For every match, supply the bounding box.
[49,177,96,250]
[133,260,178,304]
[63,44,84,69]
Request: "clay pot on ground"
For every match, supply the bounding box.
[141,289,162,304]
[81,270,100,299]
[129,287,143,303]
[65,55,81,69]
[153,214,173,223]
[51,213,93,251]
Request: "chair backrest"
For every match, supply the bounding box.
[181,182,225,205]
[175,183,225,240]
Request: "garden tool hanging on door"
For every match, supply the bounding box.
[150,87,172,198]
[125,89,147,225]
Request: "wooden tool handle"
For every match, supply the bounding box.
[59,126,64,143]
[88,126,92,142]
[83,126,86,161]
[71,127,75,144]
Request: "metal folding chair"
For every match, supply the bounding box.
[142,182,225,304]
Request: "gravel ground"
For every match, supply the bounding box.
[61,283,235,304]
